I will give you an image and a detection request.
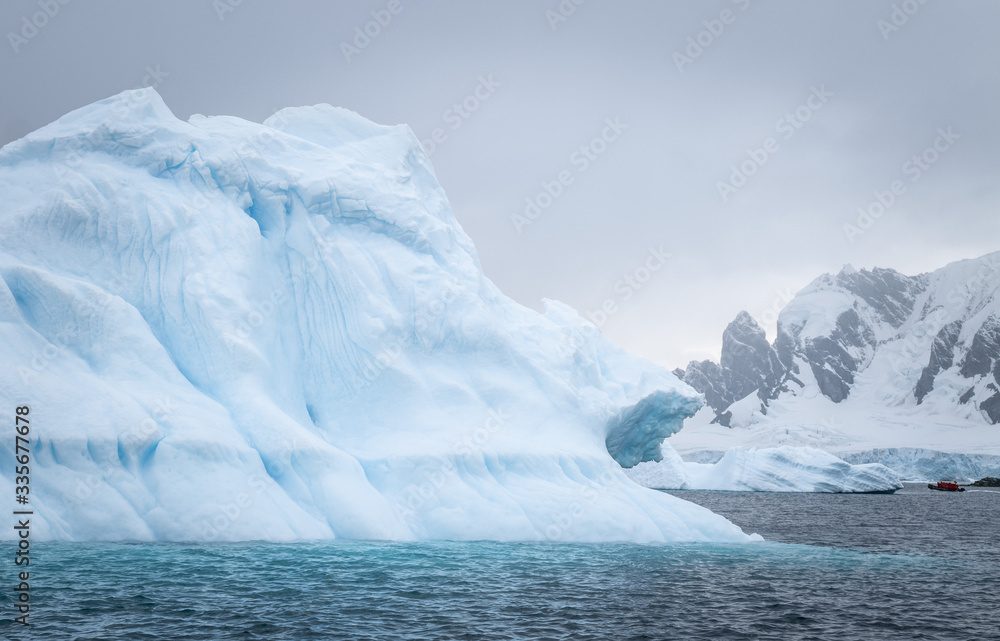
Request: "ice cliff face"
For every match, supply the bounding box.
[677,256,1000,426]
[0,89,745,543]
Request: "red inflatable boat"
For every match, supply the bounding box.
[927,481,965,492]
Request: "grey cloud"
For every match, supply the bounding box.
[2,0,997,368]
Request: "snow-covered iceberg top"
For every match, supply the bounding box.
[0,89,744,543]
[625,445,903,493]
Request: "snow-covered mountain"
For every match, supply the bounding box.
[0,89,750,543]
[670,254,1000,481]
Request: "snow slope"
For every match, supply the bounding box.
[0,89,754,543]
[626,444,902,493]
[671,256,1000,482]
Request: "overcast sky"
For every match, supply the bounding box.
[2,0,998,368]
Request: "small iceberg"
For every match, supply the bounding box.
[625,445,903,493]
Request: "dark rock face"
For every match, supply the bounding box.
[800,308,875,403]
[773,325,799,374]
[771,268,919,406]
[721,311,786,401]
[677,313,786,426]
[971,476,1000,487]
[835,267,926,328]
[981,383,1000,424]
[916,320,964,403]
[951,316,1000,422]
[713,409,734,428]
[832,307,876,350]
[960,316,1000,378]
[804,336,854,403]
[678,302,874,419]
[681,359,756,416]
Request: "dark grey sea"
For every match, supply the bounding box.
[2,483,996,640]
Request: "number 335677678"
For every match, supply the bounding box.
[15,406,30,503]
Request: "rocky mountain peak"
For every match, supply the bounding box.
[678,310,787,426]
[677,254,999,427]
[834,266,927,328]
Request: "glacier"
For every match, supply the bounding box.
[0,89,755,543]
[625,444,903,493]
[838,448,1000,483]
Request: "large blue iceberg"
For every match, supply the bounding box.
[0,89,750,543]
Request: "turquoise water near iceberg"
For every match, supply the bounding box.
[1,484,996,640]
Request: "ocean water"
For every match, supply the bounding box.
[1,484,997,640]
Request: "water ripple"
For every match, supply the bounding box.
[0,485,995,640]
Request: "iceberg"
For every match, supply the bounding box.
[625,445,903,493]
[0,89,751,543]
